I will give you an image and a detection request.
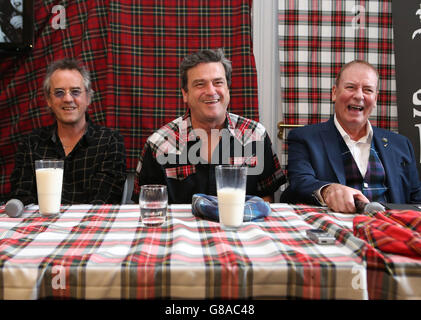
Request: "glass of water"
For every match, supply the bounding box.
[139,185,168,227]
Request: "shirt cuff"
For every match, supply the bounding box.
[313,184,331,206]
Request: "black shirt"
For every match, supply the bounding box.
[10,117,127,205]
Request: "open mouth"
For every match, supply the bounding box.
[62,106,77,111]
[348,105,364,111]
[203,98,220,104]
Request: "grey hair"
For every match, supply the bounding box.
[180,48,232,92]
[43,58,93,98]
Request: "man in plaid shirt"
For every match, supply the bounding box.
[132,49,285,204]
[10,58,127,205]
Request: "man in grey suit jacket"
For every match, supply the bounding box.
[281,60,421,213]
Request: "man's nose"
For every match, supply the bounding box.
[354,87,364,101]
[204,83,217,95]
[63,91,74,102]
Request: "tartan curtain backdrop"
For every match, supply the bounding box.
[278,0,397,170]
[0,0,258,197]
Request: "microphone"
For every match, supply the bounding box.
[5,199,27,218]
[354,199,385,214]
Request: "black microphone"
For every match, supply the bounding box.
[5,199,28,218]
[354,199,385,214]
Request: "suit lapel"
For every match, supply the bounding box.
[321,118,346,184]
[373,128,400,202]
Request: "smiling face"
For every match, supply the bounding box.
[181,62,230,129]
[332,62,378,139]
[46,69,90,128]
[11,0,23,13]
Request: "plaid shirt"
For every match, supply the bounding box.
[132,112,285,204]
[10,115,127,205]
[341,141,388,202]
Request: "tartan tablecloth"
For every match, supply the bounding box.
[0,204,419,300]
[294,206,421,300]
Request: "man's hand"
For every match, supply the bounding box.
[262,194,273,203]
[321,183,369,213]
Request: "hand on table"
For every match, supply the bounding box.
[321,183,369,213]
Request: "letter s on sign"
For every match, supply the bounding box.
[413,89,421,106]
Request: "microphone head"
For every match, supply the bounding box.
[364,202,385,213]
[354,199,367,213]
[5,199,24,218]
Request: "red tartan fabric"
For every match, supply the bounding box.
[0,0,258,198]
[0,204,370,299]
[165,165,196,180]
[292,204,421,298]
[353,210,421,259]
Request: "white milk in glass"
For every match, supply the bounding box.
[217,187,246,227]
[36,168,63,215]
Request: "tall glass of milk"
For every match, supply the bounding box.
[35,159,64,216]
[215,165,247,230]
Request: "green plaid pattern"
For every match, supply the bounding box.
[341,144,388,202]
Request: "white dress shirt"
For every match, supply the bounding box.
[334,114,373,177]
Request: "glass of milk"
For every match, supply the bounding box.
[215,165,247,230]
[35,159,64,216]
[139,185,168,227]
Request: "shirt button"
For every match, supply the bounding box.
[363,183,369,188]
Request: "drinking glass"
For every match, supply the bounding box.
[139,185,168,227]
[35,159,64,216]
[215,165,247,230]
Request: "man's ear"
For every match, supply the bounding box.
[331,85,337,102]
[87,90,92,105]
[181,88,188,103]
[45,94,52,108]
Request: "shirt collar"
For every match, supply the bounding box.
[185,110,265,145]
[48,113,93,146]
[333,113,373,144]
[152,111,265,158]
[184,110,232,141]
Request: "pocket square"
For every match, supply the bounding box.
[191,193,271,222]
